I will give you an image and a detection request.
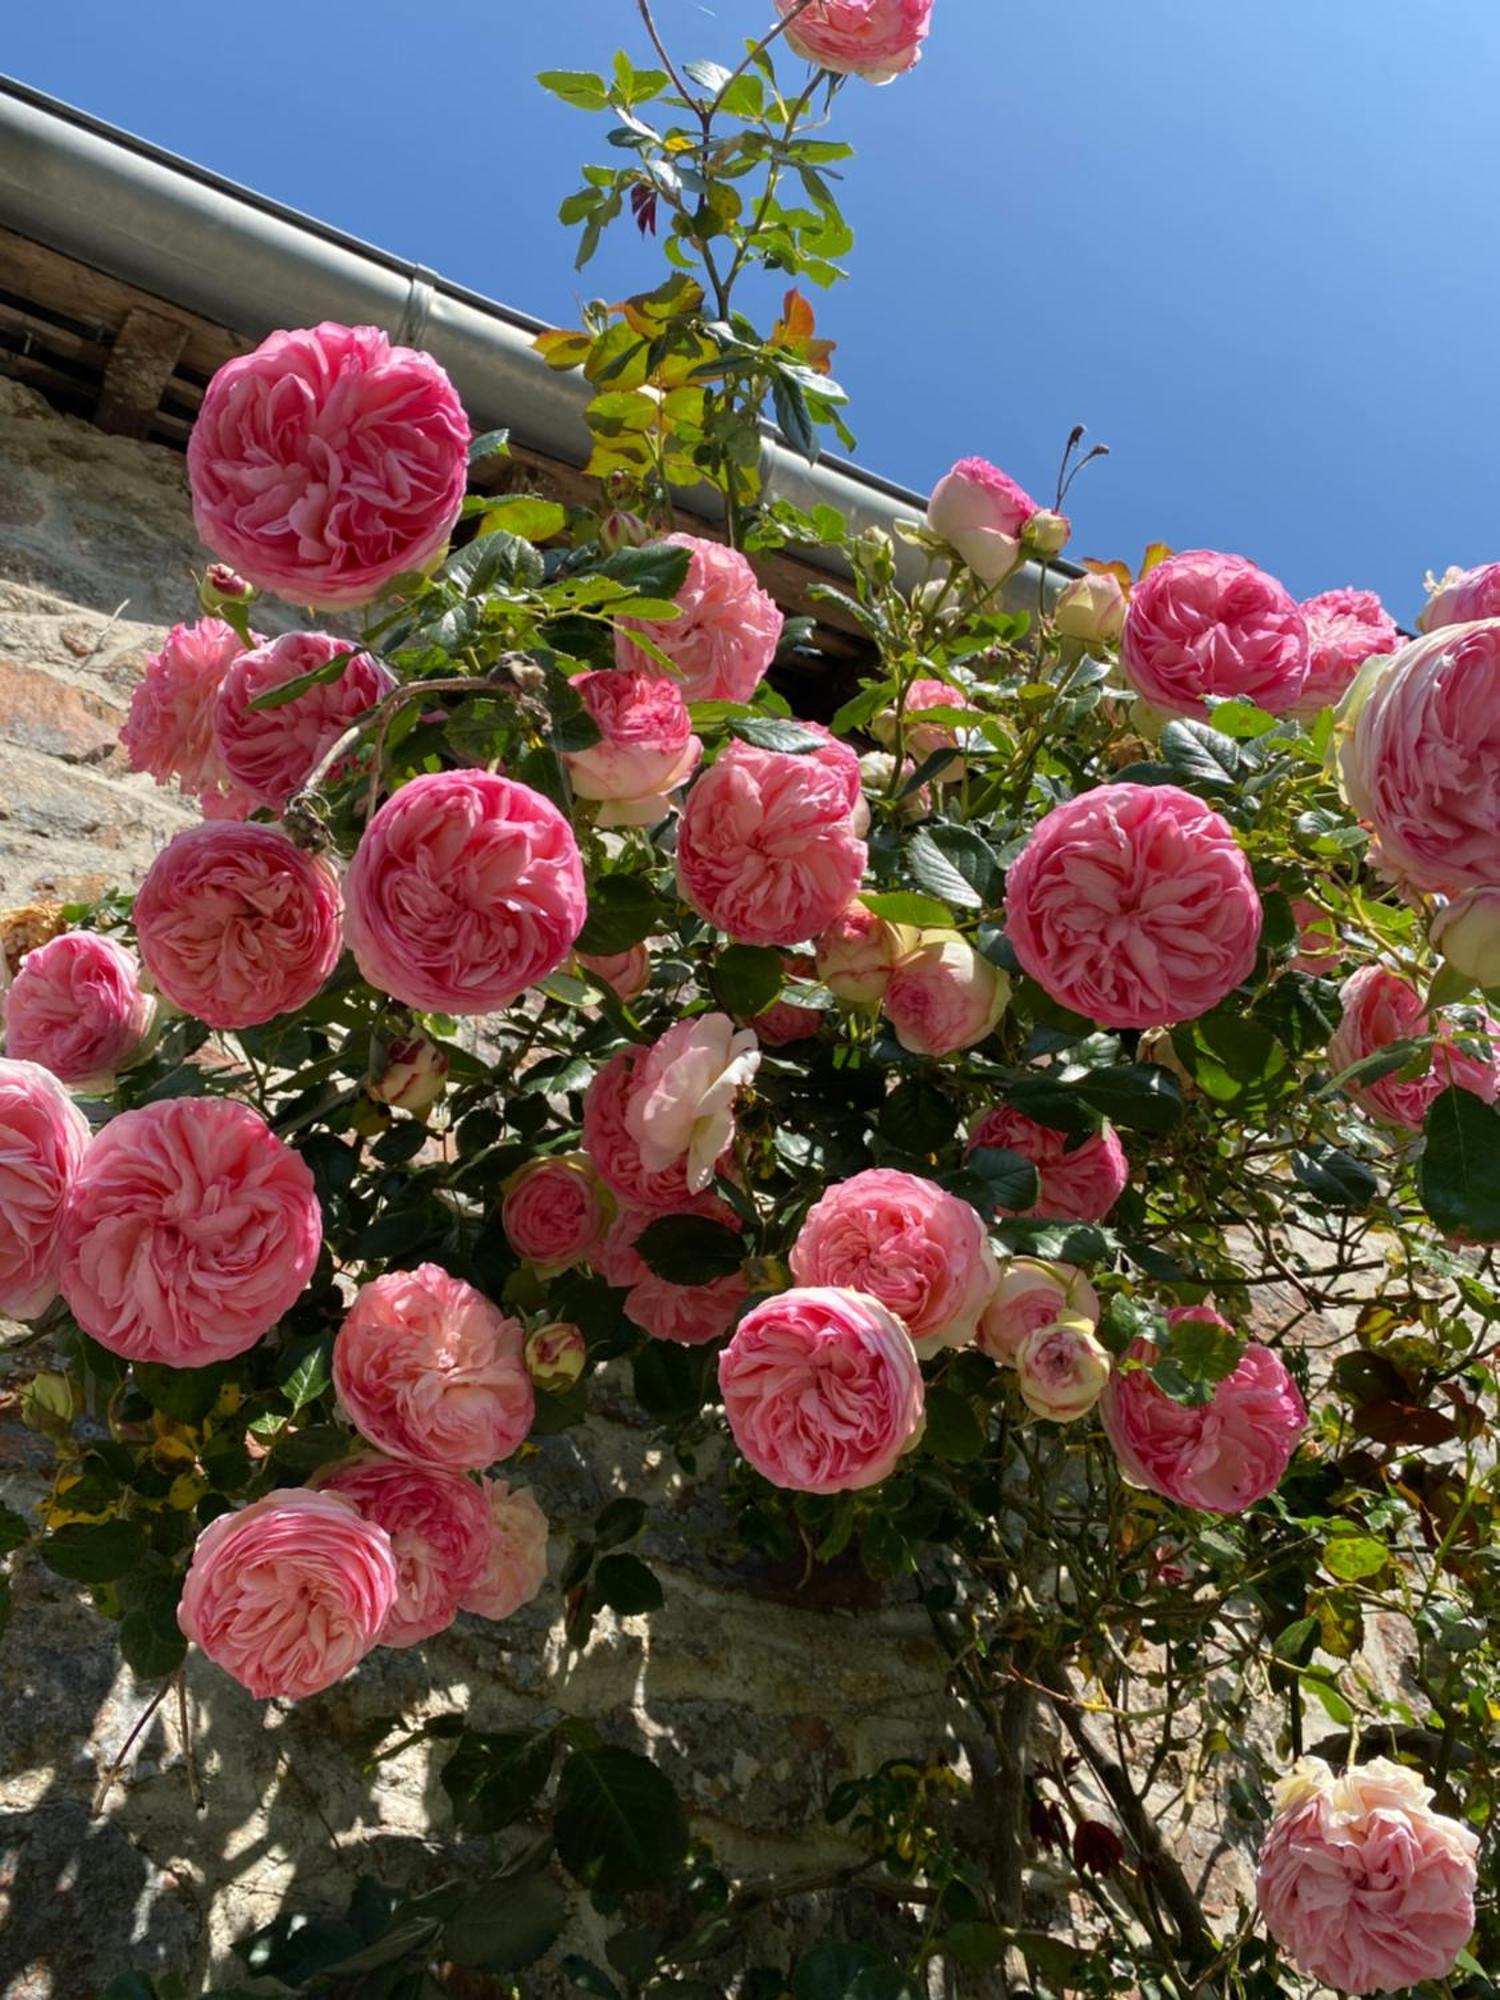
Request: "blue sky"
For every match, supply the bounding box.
[8,1,1500,617]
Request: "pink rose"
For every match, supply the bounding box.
[563,669,702,826]
[1015,1318,1111,1423]
[187,322,470,610]
[1339,622,1500,895]
[967,1105,1129,1222]
[677,742,867,948]
[776,0,932,81]
[501,1154,613,1274]
[213,631,395,812]
[883,930,1010,1055]
[367,1034,450,1112]
[1005,783,1262,1030]
[927,458,1038,586]
[3,932,153,1089]
[1432,885,1500,990]
[1101,1314,1305,1513]
[816,903,910,1007]
[1054,571,1127,645]
[460,1479,550,1621]
[1417,561,1500,632]
[624,1015,761,1195]
[718,1286,925,1494]
[1327,965,1498,1132]
[751,995,824,1047]
[858,750,932,820]
[790,1168,999,1354]
[60,1096,322,1364]
[1121,550,1310,718]
[315,1455,493,1647]
[134,822,343,1030]
[345,771,586,1015]
[799,722,869,832]
[978,1259,1101,1366]
[1257,1758,1479,1996]
[178,1488,397,1700]
[578,945,651,1002]
[584,1048,722,1212]
[614,534,783,703]
[872,678,966,767]
[1294,587,1399,715]
[1287,897,1340,978]
[335,1263,534,1471]
[0,1058,90,1320]
[120,618,262,817]
[600,1196,749,1347]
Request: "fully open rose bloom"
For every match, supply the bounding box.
[883,930,1010,1055]
[1339,621,1500,895]
[776,0,932,81]
[134,822,343,1030]
[979,1259,1101,1366]
[1121,549,1310,717]
[563,669,702,826]
[60,1096,322,1365]
[677,742,867,948]
[968,1104,1129,1222]
[790,1168,998,1354]
[187,322,470,609]
[1257,1758,1479,1995]
[0,1059,90,1320]
[1015,1318,1111,1423]
[1418,560,1500,632]
[334,1264,534,1470]
[345,770,586,1014]
[614,534,783,703]
[1327,965,1498,1132]
[1294,587,1399,715]
[3,932,153,1089]
[585,1048,722,1211]
[1101,1311,1305,1514]
[178,1488,398,1700]
[624,1014,761,1195]
[120,617,261,818]
[461,1480,550,1620]
[578,945,651,1002]
[600,1196,749,1347]
[316,1456,493,1647]
[1005,783,1262,1030]
[501,1154,612,1274]
[719,1287,924,1494]
[213,631,395,812]
[926,458,1038,587]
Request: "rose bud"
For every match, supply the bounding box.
[1431,887,1500,991]
[200,563,255,611]
[1015,1317,1112,1423]
[1054,570,1127,645]
[599,509,651,555]
[1024,509,1071,558]
[525,1321,587,1393]
[816,902,911,1008]
[883,930,1011,1056]
[927,457,1039,588]
[367,1034,451,1113]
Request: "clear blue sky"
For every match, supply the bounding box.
[7,1,1500,618]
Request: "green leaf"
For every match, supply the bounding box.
[923,823,1002,905]
[562,1956,622,1997]
[538,69,610,110]
[445,527,545,594]
[922,1386,987,1463]
[1419,1087,1500,1241]
[592,1552,665,1615]
[682,57,733,94]
[1150,1310,1244,1408]
[276,1332,334,1411]
[0,1503,31,1555]
[966,1145,1040,1214]
[40,1520,146,1584]
[727,716,830,754]
[879,1075,959,1153]
[120,1575,188,1678]
[632,1340,717,1418]
[468,426,511,464]
[859,890,951,928]
[594,1497,646,1549]
[554,1743,689,1894]
[482,496,567,541]
[1293,1144,1379,1211]
[1160,717,1245,789]
[441,1727,559,1835]
[577,875,670,956]
[771,371,818,462]
[599,542,692,599]
[1071,1063,1184,1135]
[132,1359,230,1423]
[711,943,784,1017]
[794,1943,920,2000]
[633,1216,744,1284]
[906,829,984,910]
[1323,1535,1387,1582]
[246,647,364,712]
[1272,1615,1319,1664]
[444,1872,568,1972]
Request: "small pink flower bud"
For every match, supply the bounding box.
[599,509,652,555]
[367,1035,450,1113]
[200,563,255,609]
[525,1321,586,1393]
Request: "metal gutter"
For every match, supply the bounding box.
[0,75,1062,600]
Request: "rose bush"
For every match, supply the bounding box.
[17,11,1500,1998]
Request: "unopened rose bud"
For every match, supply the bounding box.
[1431,887,1500,991]
[1015,1317,1111,1423]
[855,526,896,586]
[200,564,255,611]
[1024,509,1072,558]
[599,509,651,555]
[578,945,651,1002]
[815,902,912,1008]
[857,751,931,822]
[22,1371,76,1437]
[525,1321,586,1393]
[367,1035,450,1113]
[1054,570,1126,644]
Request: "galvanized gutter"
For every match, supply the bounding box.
[0,75,1062,601]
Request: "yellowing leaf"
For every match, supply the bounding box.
[770,287,837,375]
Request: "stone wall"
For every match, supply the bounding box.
[0,380,972,1998]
